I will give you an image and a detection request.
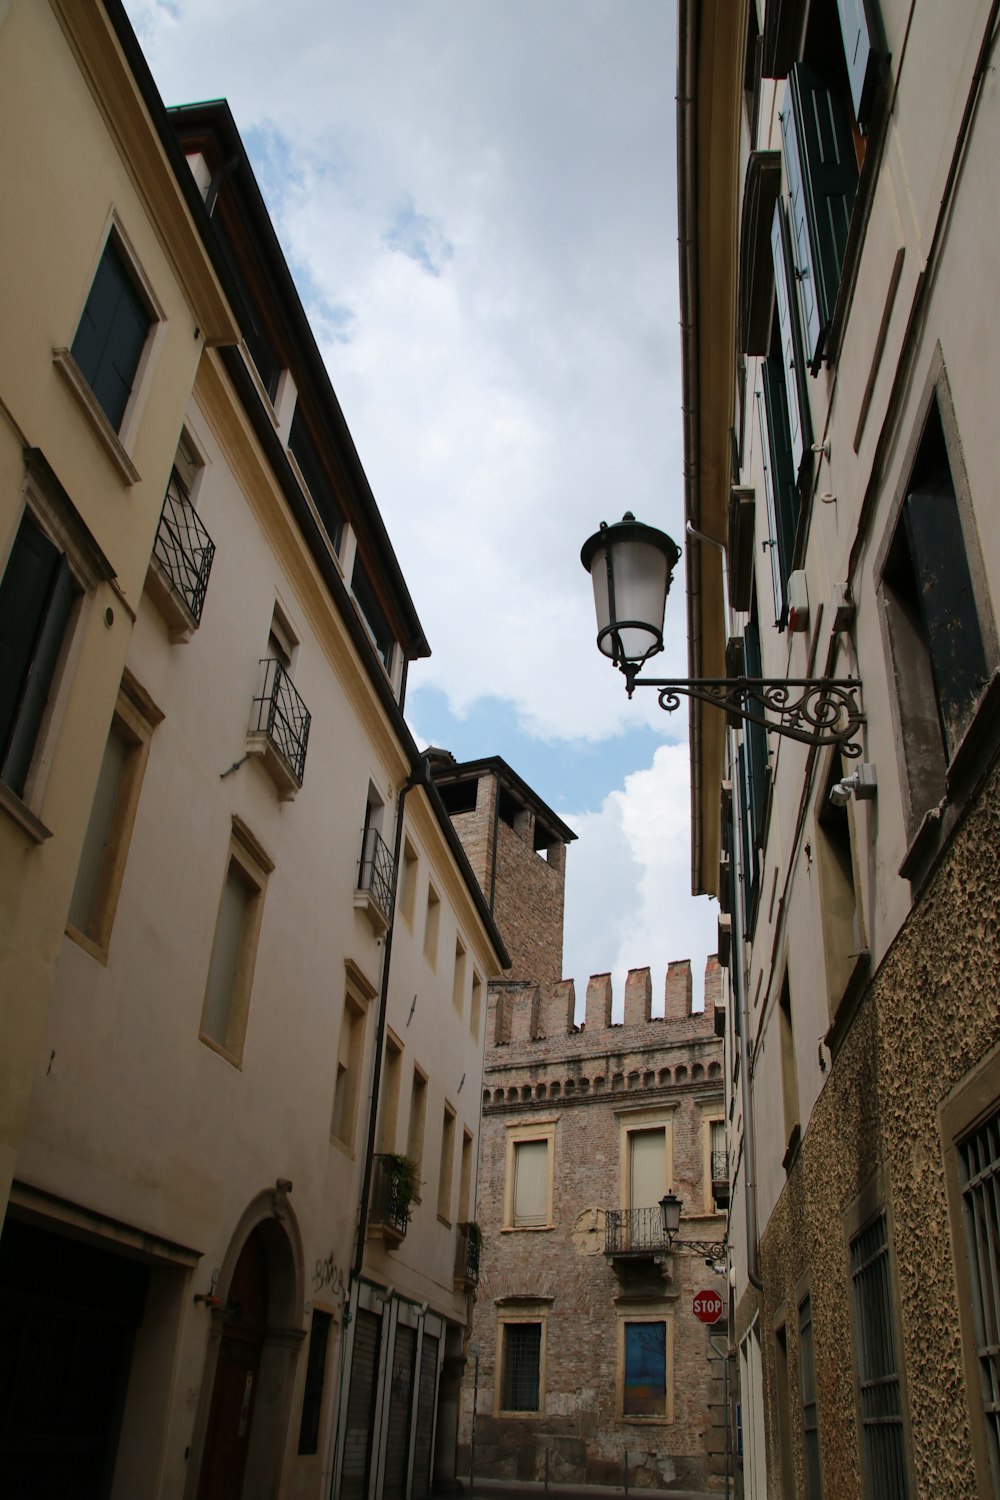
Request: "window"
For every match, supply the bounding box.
[248,602,310,795]
[774,1321,796,1494]
[778,974,800,1162]
[437,1104,456,1223]
[67,672,162,960]
[147,432,215,638]
[504,1120,556,1229]
[879,395,995,837]
[378,1031,403,1153]
[458,1128,474,1223]
[734,597,769,930]
[799,1295,823,1498]
[0,514,76,802]
[199,818,272,1065]
[423,883,440,967]
[707,1117,727,1213]
[332,985,370,1150]
[406,1066,428,1190]
[288,406,344,554]
[621,1319,669,1420]
[470,970,483,1041]
[816,752,867,1018]
[757,346,802,631]
[498,1316,545,1414]
[297,1308,333,1456]
[849,1213,909,1498]
[70,234,152,432]
[357,782,393,932]
[452,938,466,1016]
[943,1072,1000,1495]
[351,556,395,675]
[399,838,418,927]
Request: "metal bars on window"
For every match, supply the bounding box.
[358,825,395,923]
[849,1214,908,1499]
[250,657,311,784]
[960,1108,1000,1490]
[153,470,216,624]
[605,1207,670,1256]
[502,1323,541,1412]
[798,1296,822,1498]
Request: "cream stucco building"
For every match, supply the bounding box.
[0,5,507,1497]
[678,1,1000,1496]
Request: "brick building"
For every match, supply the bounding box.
[430,755,728,1491]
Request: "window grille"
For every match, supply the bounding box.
[798,1296,822,1498]
[502,1323,541,1412]
[849,1214,908,1498]
[153,469,215,624]
[960,1108,1000,1491]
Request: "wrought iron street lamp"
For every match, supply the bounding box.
[582,513,864,754]
[658,1191,726,1261]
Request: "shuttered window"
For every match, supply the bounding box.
[781,65,859,373]
[628,1129,665,1210]
[0,513,75,797]
[71,237,150,431]
[835,0,880,129]
[758,358,800,630]
[411,1332,439,1500]
[383,1325,416,1500]
[513,1140,549,1227]
[289,407,344,553]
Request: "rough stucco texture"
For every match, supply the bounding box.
[740,753,1000,1498]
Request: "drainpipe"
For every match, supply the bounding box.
[352,756,429,1277]
[730,754,763,1293]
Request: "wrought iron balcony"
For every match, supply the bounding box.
[712,1149,730,1208]
[604,1207,672,1258]
[369,1154,411,1244]
[248,658,311,795]
[146,470,216,639]
[454,1223,482,1289]
[356,825,395,932]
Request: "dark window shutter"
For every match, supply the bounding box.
[71,239,150,430]
[836,0,880,130]
[782,67,859,372]
[289,408,345,554]
[770,201,811,477]
[904,490,989,758]
[0,526,74,796]
[759,360,800,629]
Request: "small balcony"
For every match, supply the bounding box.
[604,1207,673,1260]
[145,471,216,641]
[454,1223,482,1290]
[355,825,395,935]
[711,1149,730,1209]
[247,658,311,799]
[368,1154,412,1247]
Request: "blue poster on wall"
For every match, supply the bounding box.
[623,1322,665,1416]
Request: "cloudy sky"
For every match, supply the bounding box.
[124,0,718,1012]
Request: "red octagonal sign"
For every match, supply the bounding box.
[693,1288,724,1325]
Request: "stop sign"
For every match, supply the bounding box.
[693,1288,724,1325]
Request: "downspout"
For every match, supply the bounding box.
[352,756,429,1277]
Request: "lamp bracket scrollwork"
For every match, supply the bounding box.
[623,672,865,756]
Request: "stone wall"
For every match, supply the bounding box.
[735,753,1000,1498]
[463,962,727,1491]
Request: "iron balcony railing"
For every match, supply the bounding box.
[369,1155,410,1239]
[711,1149,728,1184]
[604,1207,672,1257]
[358,825,395,923]
[455,1223,481,1285]
[153,469,216,624]
[250,658,311,784]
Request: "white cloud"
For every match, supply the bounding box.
[563,744,718,1015]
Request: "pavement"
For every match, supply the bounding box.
[455,1479,726,1500]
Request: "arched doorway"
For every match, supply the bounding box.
[191,1193,305,1500]
[196,1226,269,1498]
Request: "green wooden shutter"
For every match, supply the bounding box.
[759,359,800,629]
[71,239,149,430]
[770,201,811,477]
[836,0,880,130]
[904,490,989,758]
[782,67,858,371]
[0,517,74,795]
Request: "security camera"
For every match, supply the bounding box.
[829,763,877,806]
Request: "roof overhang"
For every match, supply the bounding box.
[677,0,747,897]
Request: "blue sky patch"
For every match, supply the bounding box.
[383,198,454,277]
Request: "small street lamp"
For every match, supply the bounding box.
[582,513,865,753]
[658,1190,726,1261]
